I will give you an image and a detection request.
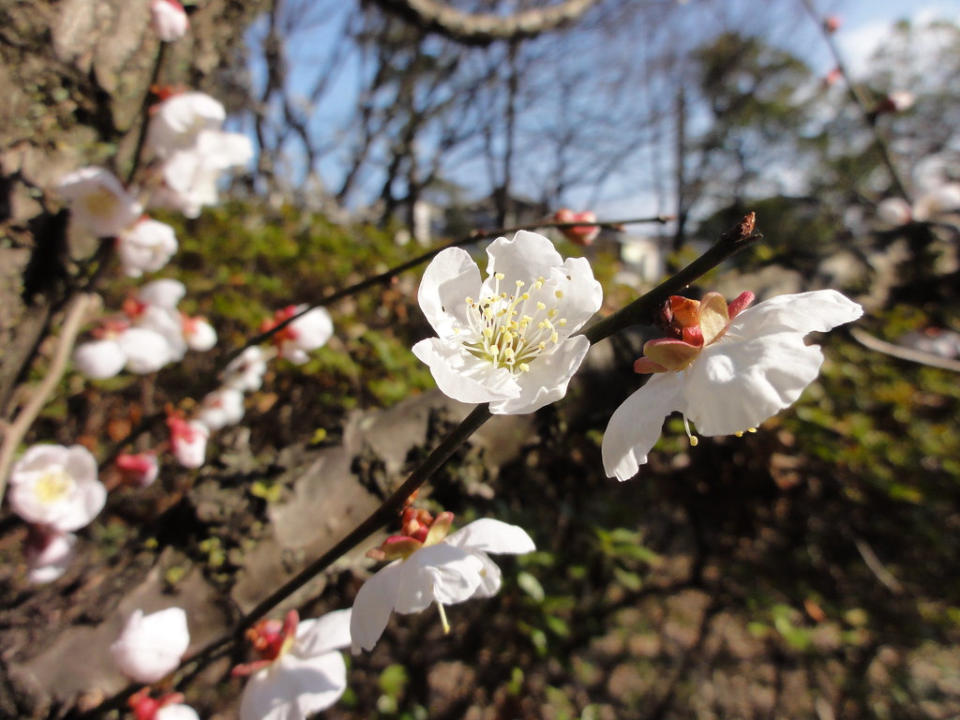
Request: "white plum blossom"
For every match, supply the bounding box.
[262,305,334,364]
[602,290,863,481]
[57,167,142,237]
[234,609,352,720]
[351,508,535,653]
[25,528,77,584]
[7,444,106,531]
[182,315,217,352]
[150,0,189,42]
[223,346,270,392]
[412,231,602,414]
[168,417,208,469]
[117,218,178,278]
[876,184,960,226]
[147,92,227,159]
[110,607,190,683]
[126,280,189,363]
[155,705,200,720]
[138,278,186,309]
[195,387,245,432]
[73,324,172,379]
[155,130,253,218]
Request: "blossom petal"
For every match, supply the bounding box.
[683,332,825,436]
[471,551,503,598]
[418,247,480,336]
[74,339,126,379]
[239,651,346,720]
[728,290,862,340]
[444,519,536,555]
[119,328,173,374]
[554,256,603,335]
[412,338,519,405]
[403,543,485,608]
[489,335,590,415]
[601,372,684,481]
[294,609,352,657]
[485,231,564,287]
[351,562,404,653]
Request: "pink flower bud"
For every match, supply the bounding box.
[116,453,160,487]
[167,416,208,469]
[554,208,600,246]
[823,15,841,33]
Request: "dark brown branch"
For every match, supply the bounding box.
[366,0,600,46]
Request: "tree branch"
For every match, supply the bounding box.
[365,0,600,46]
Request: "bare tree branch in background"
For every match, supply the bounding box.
[364,0,601,46]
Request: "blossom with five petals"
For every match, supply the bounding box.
[110,607,190,683]
[602,289,863,481]
[261,305,334,365]
[412,231,602,414]
[7,444,106,531]
[117,217,178,278]
[57,167,142,237]
[351,509,535,653]
[234,608,352,720]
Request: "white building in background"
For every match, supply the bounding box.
[618,235,666,285]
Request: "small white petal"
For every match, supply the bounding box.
[444,519,536,555]
[239,651,346,720]
[683,332,825,436]
[418,247,481,336]
[412,338,520,405]
[489,335,590,415]
[728,290,863,340]
[147,92,225,159]
[601,372,685,481]
[470,551,503,598]
[57,167,142,237]
[117,218,178,278]
[486,230,564,287]
[399,543,484,609]
[294,608,353,658]
[351,562,404,653]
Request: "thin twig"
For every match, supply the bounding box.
[75,212,760,719]
[849,326,960,373]
[126,43,168,185]
[799,0,911,201]
[0,294,98,499]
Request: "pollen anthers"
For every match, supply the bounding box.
[366,507,455,562]
[34,467,75,504]
[461,273,567,373]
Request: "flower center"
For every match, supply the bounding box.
[460,273,567,373]
[367,508,455,562]
[83,188,119,224]
[34,468,75,505]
